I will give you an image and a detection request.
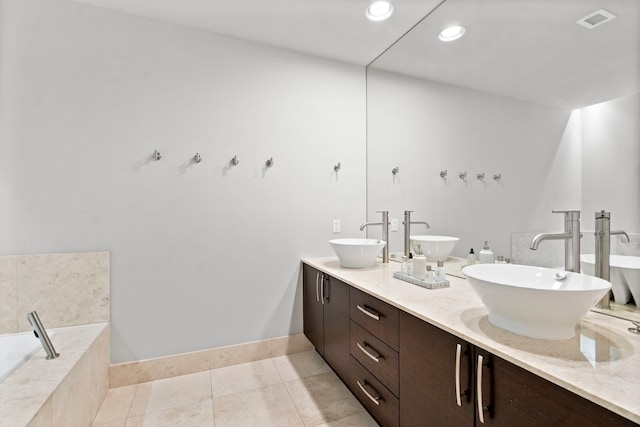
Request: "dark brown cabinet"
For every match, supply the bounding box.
[399,311,473,427]
[303,263,636,427]
[302,264,350,380]
[475,348,637,427]
[399,311,637,427]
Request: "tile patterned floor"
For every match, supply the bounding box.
[92,351,379,427]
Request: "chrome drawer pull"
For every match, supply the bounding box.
[357,341,381,363]
[320,274,325,305]
[477,354,488,424]
[315,272,320,303]
[455,343,462,407]
[356,304,381,321]
[357,379,381,406]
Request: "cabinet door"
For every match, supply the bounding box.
[399,312,474,427]
[475,348,638,427]
[323,276,350,380]
[302,264,323,355]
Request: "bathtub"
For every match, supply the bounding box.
[0,331,56,383]
[0,323,109,426]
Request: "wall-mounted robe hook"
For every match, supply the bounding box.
[231,156,239,166]
[440,170,447,178]
[493,173,502,181]
[477,172,485,181]
[392,166,400,175]
[459,171,467,180]
[334,162,341,172]
[266,157,274,168]
[152,150,162,161]
[193,153,202,163]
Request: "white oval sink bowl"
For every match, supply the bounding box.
[410,235,459,261]
[581,254,640,305]
[463,264,611,340]
[329,238,386,269]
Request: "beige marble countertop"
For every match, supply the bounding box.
[302,256,640,424]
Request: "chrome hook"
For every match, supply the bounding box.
[493,174,502,181]
[152,150,162,161]
[392,166,400,175]
[459,171,467,180]
[193,153,202,163]
[440,170,448,178]
[266,157,274,168]
[231,155,239,166]
[334,162,341,172]
[477,172,485,181]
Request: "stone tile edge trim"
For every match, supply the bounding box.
[109,333,314,388]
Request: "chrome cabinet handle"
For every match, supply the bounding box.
[357,341,381,363]
[356,304,380,321]
[320,274,325,305]
[477,354,487,424]
[315,272,320,303]
[357,379,381,406]
[455,343,462,407]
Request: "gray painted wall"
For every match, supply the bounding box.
[0,0,366,363]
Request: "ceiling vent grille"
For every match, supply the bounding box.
[576,9,617,29]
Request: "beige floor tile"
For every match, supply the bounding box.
[285,372,364,426]
[213,383,304,427]
[273,350,331,382]
[312,411,379,427]
[93,421,126,427]
[211,358,282,398]
[92,385,137,425]
[124,399,214,427]
[128,371,212,417]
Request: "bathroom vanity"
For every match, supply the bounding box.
[302,257,640,427]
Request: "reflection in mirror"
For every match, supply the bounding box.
[366,0,640,321]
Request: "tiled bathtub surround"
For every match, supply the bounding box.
[0,323,109,426]
[0,251,109,334]
[110,333,314,388]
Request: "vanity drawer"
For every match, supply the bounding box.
[349,356,399,427]
[350,287,399,350]
[350,320,399,397]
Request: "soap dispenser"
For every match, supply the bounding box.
[467,248,476,265]
[479,241,494,264]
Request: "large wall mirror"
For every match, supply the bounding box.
[366,0,640,321]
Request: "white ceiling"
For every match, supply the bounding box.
[370,0,640,109]
[72,0,639,108]
[72,0,444,66]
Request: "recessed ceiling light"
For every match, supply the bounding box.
[366,1,394,22]
[438,25,466,42]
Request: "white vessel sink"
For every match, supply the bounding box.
[329,238,386,269]
[463,264,611,340]
[410,235,459,261]
[581,254,640,305]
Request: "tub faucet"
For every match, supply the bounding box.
[402,210,430,257]
[530,210,581,272]
[27,311,59,360]
[360,210,389,263]
[594,210,629,308]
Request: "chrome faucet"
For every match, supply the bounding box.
[360,210,390,263]
[530,210,581,272]
[27,311,59,360]
[402,210,430,257]
[594,210,629,308]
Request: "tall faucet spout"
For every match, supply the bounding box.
[360,222,382,232]
[529,232,572,250]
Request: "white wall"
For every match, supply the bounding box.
[366,69,581,259]
[0,0,366,363]
[581,92,640,233]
